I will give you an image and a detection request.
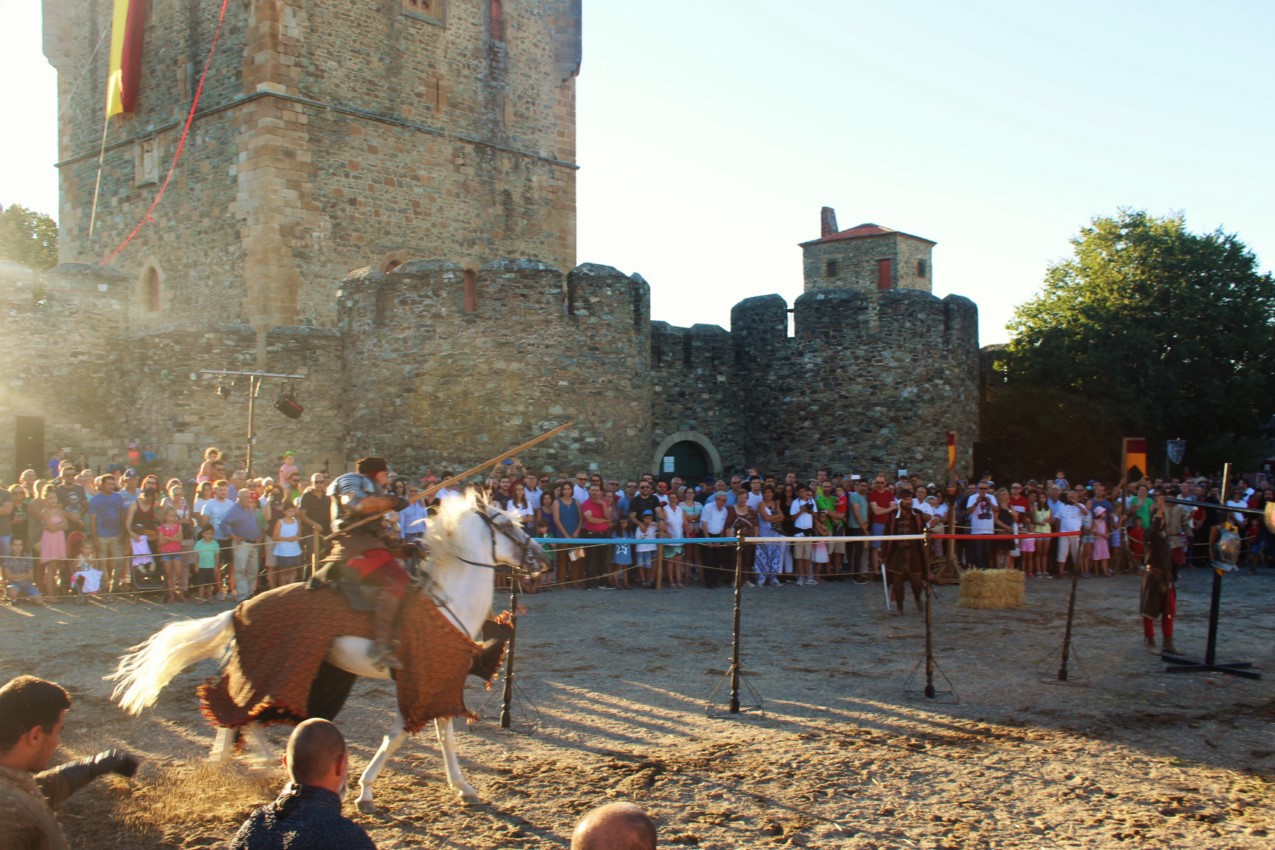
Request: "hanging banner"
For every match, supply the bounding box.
[106,0,147,116]
[1122,437,1147,482]
[1167,439,1186,466]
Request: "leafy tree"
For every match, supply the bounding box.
[993,209,1275,478]
[0,203,58,270]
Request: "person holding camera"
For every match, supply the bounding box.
[964,481,997,569]
[789,485,817,586]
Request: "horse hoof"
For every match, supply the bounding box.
[356,799,378,815]
[459,788,483,806]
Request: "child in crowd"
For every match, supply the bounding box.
[634,510,659,588]
[157,508,186,603]
[70,543,103,604]
[612,512,633,590]
[130,525,159,594]
[38,485,69,599]
[2,538,40,603]
[193,525,220,603]
[811,509,830,582]
[270,502,304,588]
[1091,503,1112,577]
[197,447,222,484]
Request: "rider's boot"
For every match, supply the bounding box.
[369,589,405,671]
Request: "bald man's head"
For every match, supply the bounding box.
[571,802,656,850]
[286,719,346,786]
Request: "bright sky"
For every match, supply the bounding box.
[3,1,1271,344]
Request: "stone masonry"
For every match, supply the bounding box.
[16,3,978,483]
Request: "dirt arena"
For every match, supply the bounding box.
[3,566,1272,849]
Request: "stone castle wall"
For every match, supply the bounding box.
[49,0,250,326]
[45,0,579,330]
[731,288,979,480]
[2,253,978,484]
[649,322,746,472]
[336,259,651,477]
[0,260,344,481]
[0,263,130,477]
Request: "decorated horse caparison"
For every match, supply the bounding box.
[110,493,546,812]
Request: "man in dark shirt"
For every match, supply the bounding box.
[298,473,332,574]
[627,481,664,528]
[53,464,87,531]
[1190,480,1220,568]
[230,719,375,850]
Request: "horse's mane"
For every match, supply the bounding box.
[425,489,521,563]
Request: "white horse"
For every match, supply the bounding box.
[109,494,545,812]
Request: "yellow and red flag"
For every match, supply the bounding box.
[105,0,147,116]
[1122,437,1147,483]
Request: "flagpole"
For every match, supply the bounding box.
[87,109,112,238]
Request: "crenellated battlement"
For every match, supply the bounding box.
[28,0,980,482]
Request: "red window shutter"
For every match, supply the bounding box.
[877,259,892,290]
[463,270,477,313]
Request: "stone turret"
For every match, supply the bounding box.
[801,208,935,295]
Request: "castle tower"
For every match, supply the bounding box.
[800,206,934,295]
[43,0,581,334]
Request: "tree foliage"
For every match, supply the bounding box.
[0,203,58,270]
[993,209,1275,477]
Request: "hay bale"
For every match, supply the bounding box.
[958,568,1025,609]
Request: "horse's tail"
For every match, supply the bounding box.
[109,610,236,715]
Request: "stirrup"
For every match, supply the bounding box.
[368,642,404,670]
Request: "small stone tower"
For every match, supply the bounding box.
[801,206,935,295]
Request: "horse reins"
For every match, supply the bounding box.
[445,510,545,578]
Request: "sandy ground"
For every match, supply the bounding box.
[2,565,1272,849]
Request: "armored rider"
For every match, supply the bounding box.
[314,457,413,670]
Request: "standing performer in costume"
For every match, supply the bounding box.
[881,487,929,615]
[311,457,412,670]
[1142,493,1180,655]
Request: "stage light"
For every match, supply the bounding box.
[216,384,231,400]
[275,388,304,419]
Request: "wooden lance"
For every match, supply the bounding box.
[326,421,574,541]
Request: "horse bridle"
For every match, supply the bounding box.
[450,506,547,578]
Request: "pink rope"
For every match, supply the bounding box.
[101,0,231,265]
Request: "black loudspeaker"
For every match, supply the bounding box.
[15,415,44,480]
[275,396,304,419]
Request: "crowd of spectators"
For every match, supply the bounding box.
[3,447,1271,605]
[0,446,334,605]
[468,462,1274,591]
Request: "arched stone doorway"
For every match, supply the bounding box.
[653,431,722,481]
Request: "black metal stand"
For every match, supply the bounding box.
[487,582,540,727]
[499,583,519,727]
[1040,553,1091,683]
[1162,567,1261,679]
[904,574,958,703]
[706,530,762,717]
